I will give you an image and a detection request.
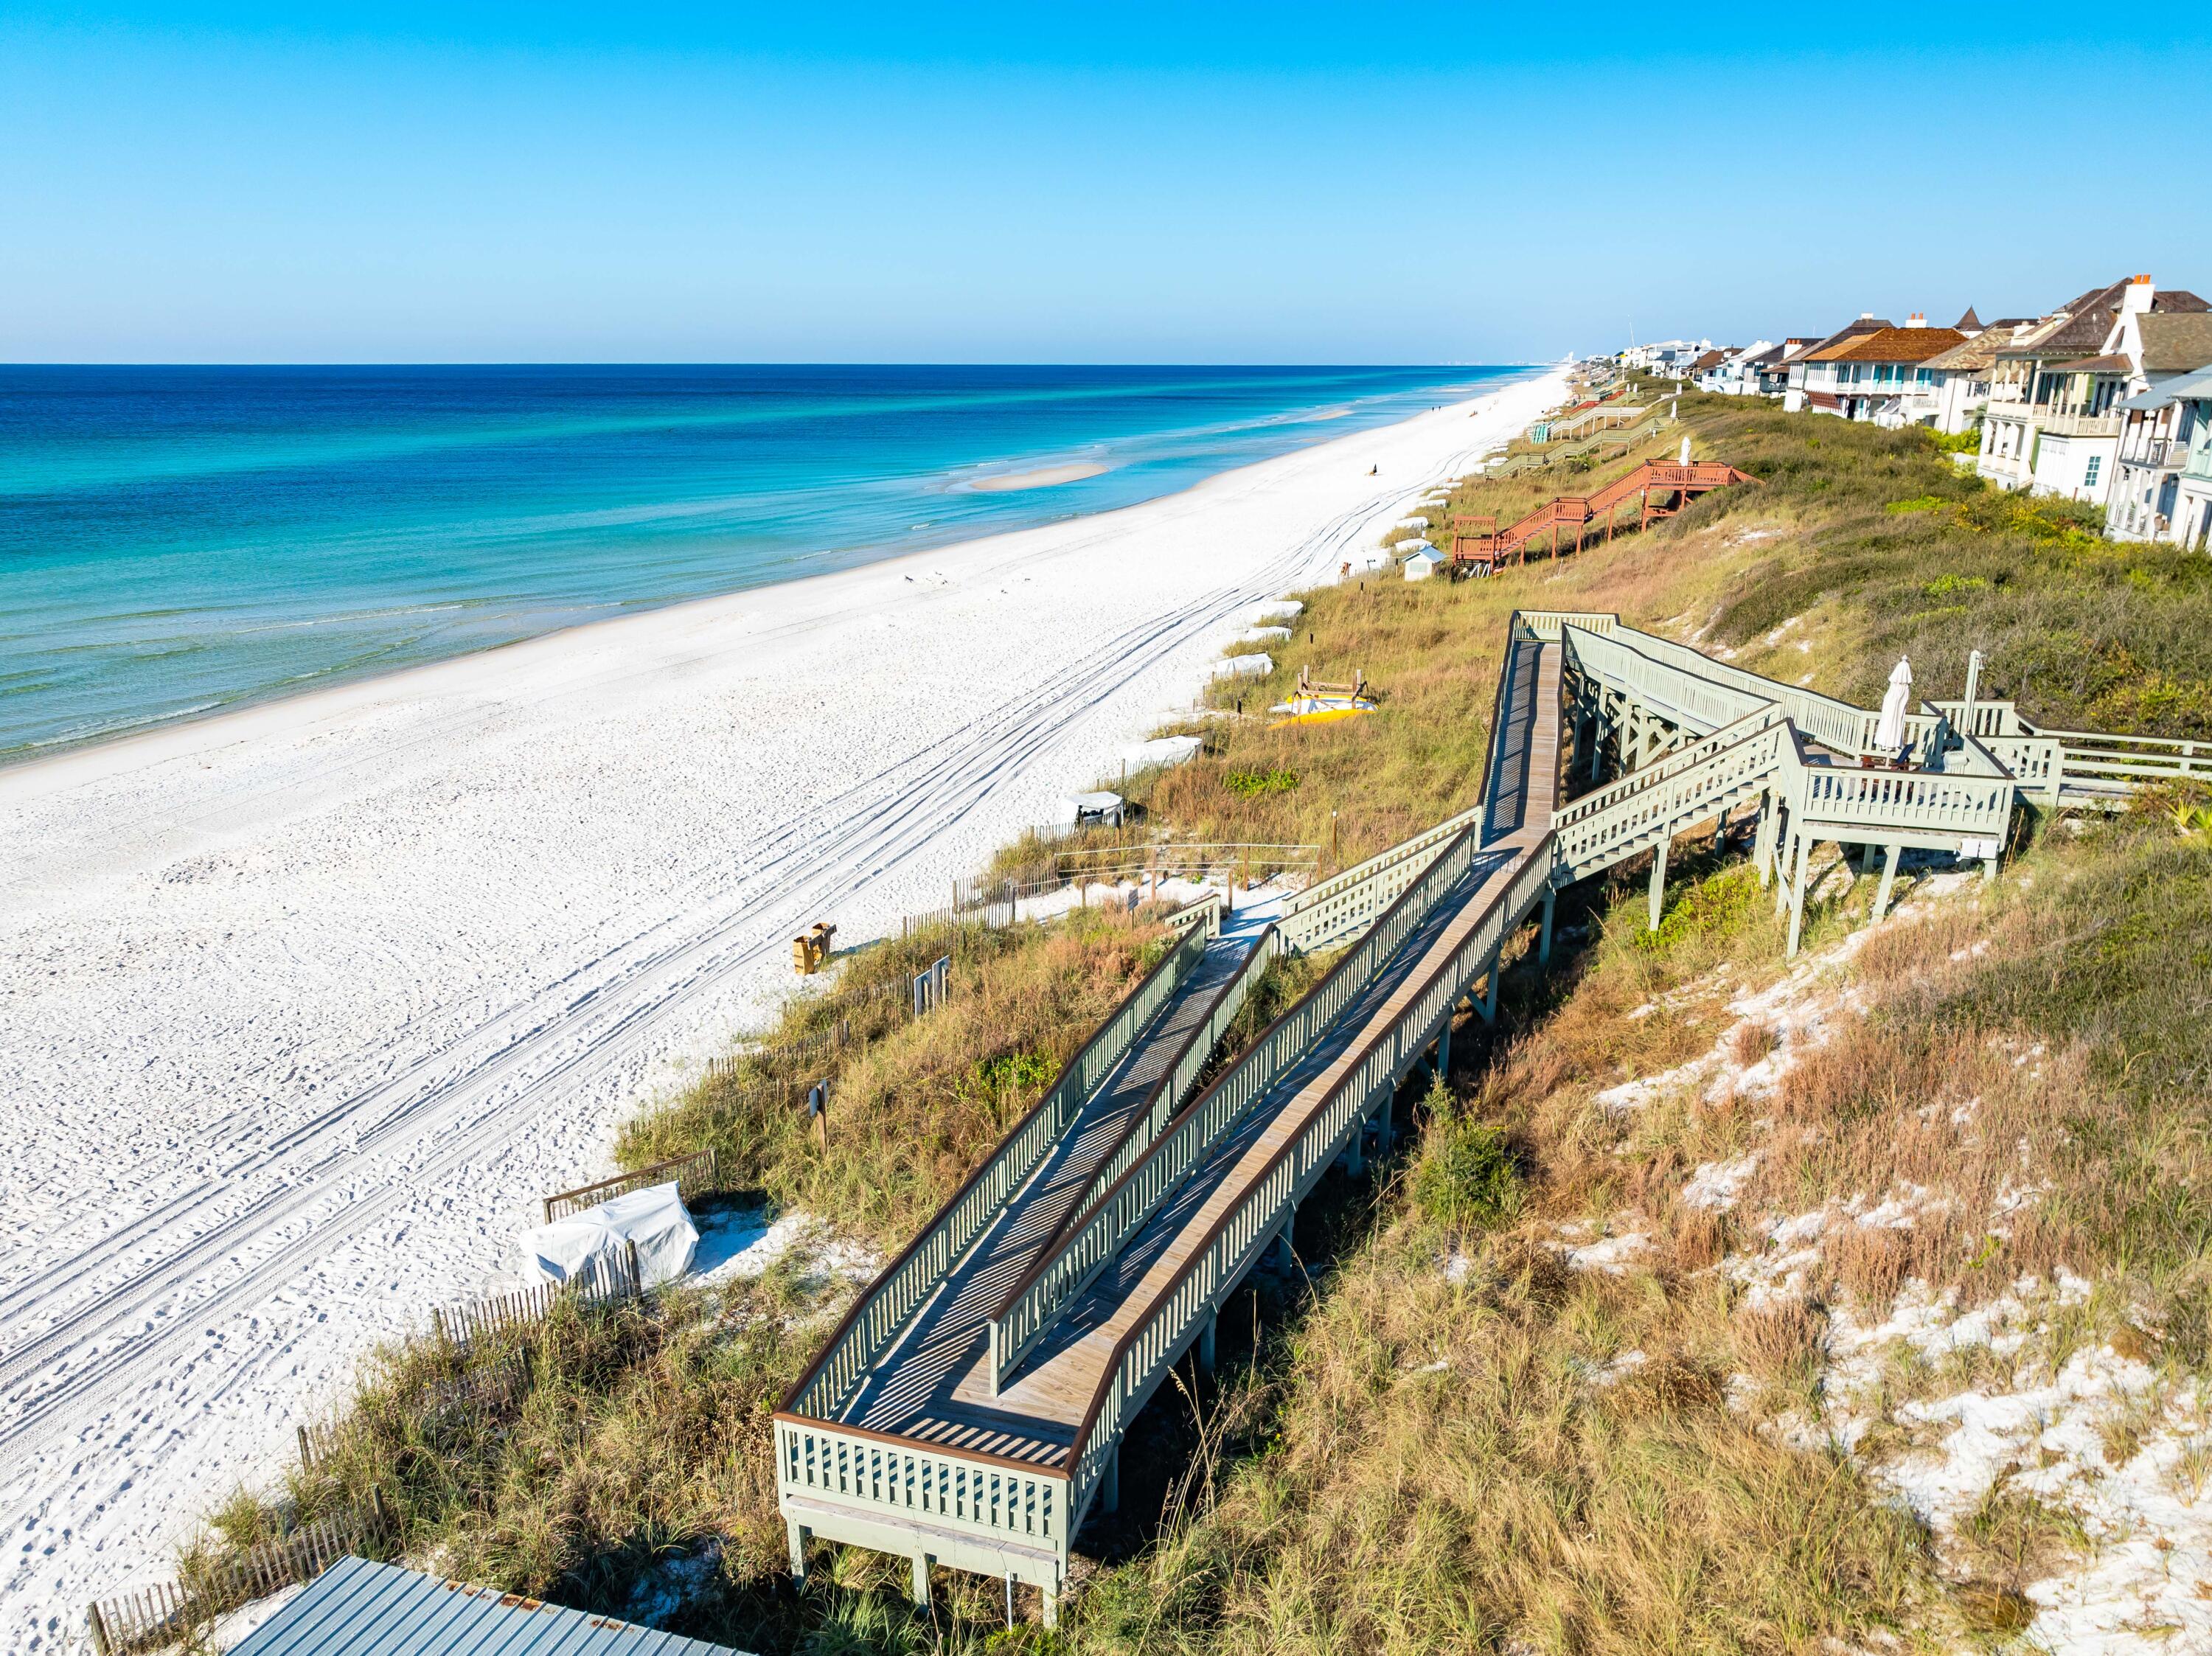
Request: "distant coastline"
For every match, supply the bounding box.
[0,363,1528,763]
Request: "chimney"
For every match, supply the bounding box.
[1905,313,1927,329]
[2121,274,2155,315]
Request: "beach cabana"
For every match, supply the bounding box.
[1402,548,1445,581]
[1052,790,1126,829]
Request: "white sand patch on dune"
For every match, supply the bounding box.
[0,371,1564,1649]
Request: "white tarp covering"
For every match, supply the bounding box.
[521,1181,699,1290]
[1394,537,1436,552]
[1237,626,1292,645]
[1250,599,1303,622]
[1119,735,1204,769]
[1394,516,1430,529]
[1211,653,1273,679]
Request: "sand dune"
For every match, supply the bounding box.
[0,369,1561,1649]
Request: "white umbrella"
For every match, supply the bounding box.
[1874,658,1913,754]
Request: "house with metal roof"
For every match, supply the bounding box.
[227,1556,753,1656]
[1976,274,2211,505]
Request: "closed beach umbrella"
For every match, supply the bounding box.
[1874,658,1913,754]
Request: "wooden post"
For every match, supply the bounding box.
[87,1602,111,1656]
[787,1520,810,1581]
[1786,830,1812,958]
[1198,1307,1217,1373]
[625,1238,641,1299]
[1102,1444,1121,1514]
[1539,886,1557,965]
[1871,841,1902,924]
[1647,835,1670,931]
[911,1552,932,1607]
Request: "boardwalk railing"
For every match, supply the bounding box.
[775,1417,1067,1580]
[990,813,1489,1391]
[989,925,1282,1382]
[87,1495,390,1655]
[1279,806,1484,950]
[1551,707,1788,881]
[543,1148,722,1224]
[785,922,1213,1421]
[1063,833,1559,1523]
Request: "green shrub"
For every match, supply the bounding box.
[1223,766,1299,798]
[1414,1113,1522,1228]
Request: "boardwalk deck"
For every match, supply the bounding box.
[837,922,1270,1464]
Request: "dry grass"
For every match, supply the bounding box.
[617,907,1171,1248]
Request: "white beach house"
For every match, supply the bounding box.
[1977,275,2211,506]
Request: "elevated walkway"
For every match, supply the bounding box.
[1453,460,1753,571]
[775,608,2197,1621]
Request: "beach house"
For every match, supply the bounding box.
[1920,311,2039,436]
[2168,368,2212,551]
[1698,342,1775,396]
[1977,276,2211,505]
[1789,316,1966,425]
[2111,359,2212,543]
[1783,316,1890,411]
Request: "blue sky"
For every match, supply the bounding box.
[4,4,2207,363]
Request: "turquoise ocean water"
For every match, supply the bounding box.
[0,364,1522,762]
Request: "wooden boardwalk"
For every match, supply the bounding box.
[837,925,1270,1464]
[778,608,2199,1621]
[910,639,1562,1456]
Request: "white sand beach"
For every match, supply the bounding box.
[0,369,1562,1648]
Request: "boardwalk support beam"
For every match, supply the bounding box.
[1647,837,1670,931]
[1539,886,1557,964]
[1872,841,1902,924]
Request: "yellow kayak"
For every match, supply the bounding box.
[1268,694,1377,727]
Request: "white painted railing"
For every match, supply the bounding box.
[776,1418,1065,1554]
[990,815,1489,1391]
[785,922,1211,1421]
[1279,806,1482,951]
[1063,833,1559,1523]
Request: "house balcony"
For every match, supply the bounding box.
[2185,445,2212,485]
[1983,406,2122,439]
[2118,436,2185,471]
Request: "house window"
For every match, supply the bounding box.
[2084,456,2102,488]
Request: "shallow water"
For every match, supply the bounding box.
[0,363,1519,759]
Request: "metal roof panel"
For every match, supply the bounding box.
[229,1559,751,1656]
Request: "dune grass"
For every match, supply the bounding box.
[614,907,1172,1248]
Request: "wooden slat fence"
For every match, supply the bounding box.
[542,1147,723,1224]
[86,1493,389,1655]
[431,1239,642,1352]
